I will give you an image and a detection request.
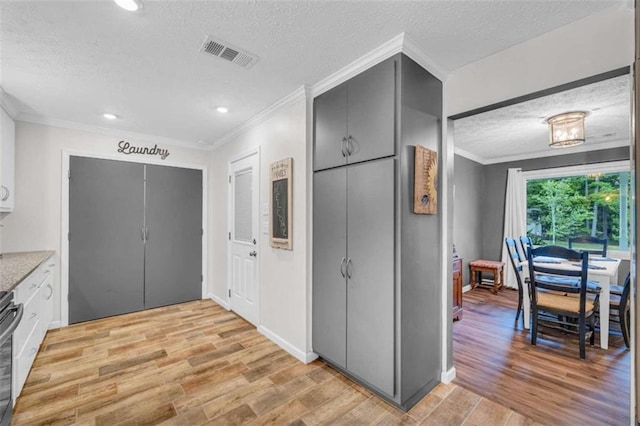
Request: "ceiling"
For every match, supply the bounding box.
[0,1,625,150]
[453,74,631,164]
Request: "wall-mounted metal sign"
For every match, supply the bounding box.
[117,140,170,160]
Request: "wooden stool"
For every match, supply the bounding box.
[469,260,505,294]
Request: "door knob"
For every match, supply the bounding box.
[249,251,257,257]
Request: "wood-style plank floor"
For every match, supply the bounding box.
[454,287,630,426]
[14,299,535,426]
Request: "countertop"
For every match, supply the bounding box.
[0,251,55,293]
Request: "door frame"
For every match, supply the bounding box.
[60,149,208,327]
[226,147,261,325]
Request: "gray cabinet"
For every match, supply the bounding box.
[313,59,395,171]
[346,159,395,396]
[312,159,395,395]
[312,54,443,411]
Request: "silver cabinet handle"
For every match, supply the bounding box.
[346,258,352,279]
[340,137,347,157]
[346,136,353,156]
[340,257,346,278]
[46,283,53,300]
[145,227,149,241]
[249,251,257,257]
[141,227,145,241]
[1,185,8,202]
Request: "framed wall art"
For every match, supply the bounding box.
[413,145,438,215]
[270,157,293,250]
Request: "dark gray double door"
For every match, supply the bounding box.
[69,156,202,324]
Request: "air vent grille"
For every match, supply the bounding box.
[200,36,258,69]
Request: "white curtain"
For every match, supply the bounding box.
[501,168,527,289]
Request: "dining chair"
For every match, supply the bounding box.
[527,245,599,359]
[567,235,608,257]
[519,236,533,259]
[609,272,630,349]
[504,237,525,326]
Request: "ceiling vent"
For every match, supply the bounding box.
[200,36,258,69]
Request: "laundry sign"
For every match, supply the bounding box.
[117,140,170,160]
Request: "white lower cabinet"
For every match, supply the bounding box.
[13,255,56,402]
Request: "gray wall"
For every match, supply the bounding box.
[453,154,484,285]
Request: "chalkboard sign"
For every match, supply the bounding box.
[272,179,288,239]
[270,158,293,250]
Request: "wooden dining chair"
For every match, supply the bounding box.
[504,237,525,326]
[609,272,630,349]
[527,245,599,359]
[568,235,608,257]
[519,236,533,259]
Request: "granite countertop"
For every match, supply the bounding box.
[0,251,56,293]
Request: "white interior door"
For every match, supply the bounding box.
[229,152,259,325]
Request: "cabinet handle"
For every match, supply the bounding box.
[145,227,150,241]
[1,185,8,202]
[46,284,53,300]
[346,258,353,279]
[340,137,347,157]
[340,257,346,278]
[346,135,354,156]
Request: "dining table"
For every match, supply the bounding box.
[520,255,621,350]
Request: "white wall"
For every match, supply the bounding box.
[209,95,312,362]
[445,7,634,116]
[0,122,209,325]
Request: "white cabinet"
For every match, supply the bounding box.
[0,106,15,212]
[13,255,55,402]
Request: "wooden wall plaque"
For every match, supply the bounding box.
[414,145,437,214]
[270,158,293,250]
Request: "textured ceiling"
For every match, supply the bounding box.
[453,74,631,164]
[0,0,622,148]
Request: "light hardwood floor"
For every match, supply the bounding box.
[13,299,534,425]
[454,287,630,426]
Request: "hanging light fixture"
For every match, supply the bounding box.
[546,111,587,148]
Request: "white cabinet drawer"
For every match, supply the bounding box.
[15,320,42,395]
[14,263,53,305]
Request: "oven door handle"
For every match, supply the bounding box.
[0,303,23,346]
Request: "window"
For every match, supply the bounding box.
[523,161,630,256]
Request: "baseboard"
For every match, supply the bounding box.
[441,367,456,384]
[208,293,230,310]
[462,285,472,293]
[48,321,62,330]
[258,325,317,364]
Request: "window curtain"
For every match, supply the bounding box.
[501,168,526,289]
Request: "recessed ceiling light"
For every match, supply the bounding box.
[216,107,229,114]
[114,0,142,12]
[103,113,118,120]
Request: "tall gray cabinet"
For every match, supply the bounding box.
[312,54,443,410]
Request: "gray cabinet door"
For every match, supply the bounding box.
[312,167,347,368]
[69,157,145,324]
[144,165,203,309]
[346,158,395,396]
[346,59,396,165]
[314,82,348,171]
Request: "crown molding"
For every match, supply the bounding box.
[311,33,405,98]
[210,85,310,151]
[457,138,630,165]
[453,146,487,164]
[17,114,204,151]
[401,34,449,82]
[0,86,19,119]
